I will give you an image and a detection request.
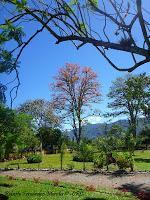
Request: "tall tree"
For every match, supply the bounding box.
[1,0,150,104]
[18,99,59,128]
[108,73,150,138]
[18,99,60,150]
[52,63,101,144]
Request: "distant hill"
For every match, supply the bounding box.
[69,118,149,139]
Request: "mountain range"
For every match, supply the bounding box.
[69,118,149,139]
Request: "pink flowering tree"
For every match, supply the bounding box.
[51,64,101,144]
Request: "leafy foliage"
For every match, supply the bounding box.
[93,153,105,170]
[0,48,19,74]
[73,143,94,162]
[108,73,150,138]
[0,21,25,45]
[37,127,62,151]
[0,104,39,160]
[116,153,134,171]
[27,153,42,163]
[139,127,150,149]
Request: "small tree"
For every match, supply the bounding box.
[60,143,66,170]
[52,63,101,144]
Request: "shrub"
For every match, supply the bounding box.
[116,153,134,170]
[27,154,42,163]
[73,144,93,162]
[93,153,105,170]
[67,163,75,170]
[73,153,93,162]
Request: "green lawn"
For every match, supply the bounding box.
[0,150,149,171]
[133,150,150,171]
[0,176,137,200]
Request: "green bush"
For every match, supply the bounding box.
[67,163,75,170]
[93,153,105,170]
[73,144,93,162]
[27,154,42,163]
[73,153,93,162]
[116,153,133,170]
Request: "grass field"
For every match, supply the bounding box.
[0,176,137,200]
[0,150,149,171]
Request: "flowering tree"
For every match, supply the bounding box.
[52,64,101,144]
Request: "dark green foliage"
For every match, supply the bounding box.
[37,127,62,151]
[73,154,93,162]
[0,21,25,45]
[139,127,150,149]
[27,154,42,163]
[0,105,39,160]
[0,83,7,104]
[0,48,19,74]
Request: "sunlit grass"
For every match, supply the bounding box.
[0,150,149,171]
[0,176,137,200]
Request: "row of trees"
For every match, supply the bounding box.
[50,64,149,144]
[0,64,149,160]
[0,100,65,160]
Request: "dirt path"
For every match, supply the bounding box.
[1,170,150,193]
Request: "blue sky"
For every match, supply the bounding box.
[1,0,149,124]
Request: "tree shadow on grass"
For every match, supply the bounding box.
[0,194,9,200]
[108,170,130,179]
[0,183,13,188]
[134,158,150,163]
[117,183,150,200]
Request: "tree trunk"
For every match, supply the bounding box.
[78,118,82,145]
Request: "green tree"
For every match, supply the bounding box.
[108,73,150,138]
[0,104,39,160]
[139,127,150,150]
[60,142,66,170]
[37,127,62,152]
